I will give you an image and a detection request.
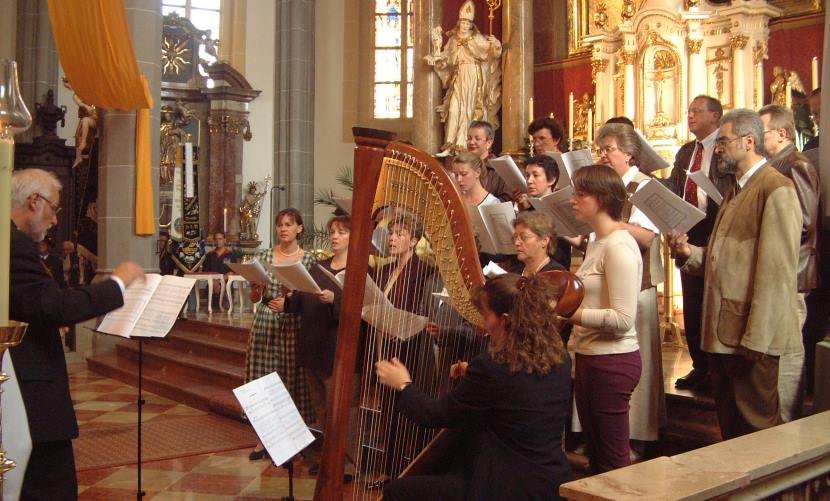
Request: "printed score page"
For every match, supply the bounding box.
[97,274,164,337]
[233,372,315,467]
[131,275,197,337]
[629,179,706,235]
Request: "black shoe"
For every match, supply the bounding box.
[308,463,320,476]
[675,369,706,390]
[249,448,269,461]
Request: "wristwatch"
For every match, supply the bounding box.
[398,381,412,392]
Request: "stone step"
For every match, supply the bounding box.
[163,329,247,366]
[115,341,244,390]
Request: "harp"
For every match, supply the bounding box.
[314,129,487,501]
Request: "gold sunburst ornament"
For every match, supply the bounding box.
[162,37,191,76]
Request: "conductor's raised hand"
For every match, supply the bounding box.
[667,232,691,259]
[375,357,412,390]
[112,261,145,287]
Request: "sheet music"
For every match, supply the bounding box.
[687,169,723,205]
[372,226,390,256]
[629,179,706,235]
[479,202,518,255]
[131,276,197,337]
[227,260,271,284]
[468,204,498,255]
[636,130,671,174]
[361,304,429,341]
[318,267,391,309]
[482,261,509,278]
[488,155,528,193]
[97,274,163,337]
[232,372,315,467]
[529,186,593,237]
[547,149,593,188]
[262,261,321,293]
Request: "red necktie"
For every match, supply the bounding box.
[684,142,704,207]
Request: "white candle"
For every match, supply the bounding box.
[184,142,194,198]
[587,108,594,144]
[812,57,819,91]
[0,136,13,326]
[785,81,792,108]
[223,207,228,234]
[568,92,575,140]
[529,97,534,122]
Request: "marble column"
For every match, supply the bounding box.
[731,35,749,109]
[97,0,161,272]
[501,0,533,155]
[412,0,442,153]
[622,51,636,122]
[15,0,59,143]
[687,38,705,102]
[753,41,766,110]
[272,0,315,238]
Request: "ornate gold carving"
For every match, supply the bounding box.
[208,114,253,140]
[646,31,671,47]
[753,41,768,66]
[730,34,749,50]
[572,94,594,149]
[162,36,191,75]
[593,2,609,30]
[620,51,637,65]
[686,38,703,54]
[685,0,700,9]
[621,0,636,21]
[591,59,609,84]
[708,48,731,103]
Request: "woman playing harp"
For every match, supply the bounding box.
[376,273,573,501]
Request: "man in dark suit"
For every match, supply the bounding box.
[38,239,65,289]
[9,168,144,500]
[663,95,735,390]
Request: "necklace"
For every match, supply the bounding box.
[523,256,551,277]
[277,245,301,257]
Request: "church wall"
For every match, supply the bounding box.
[534,57,593,131]
[0,1,15,60]
[243,0,277,245]
[765,12,825,100]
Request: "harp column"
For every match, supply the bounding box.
[501,0,533,155]
[412,0,442,153]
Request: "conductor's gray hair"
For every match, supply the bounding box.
[11,169,62,209]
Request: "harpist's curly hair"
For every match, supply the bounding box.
[472,273,566,375]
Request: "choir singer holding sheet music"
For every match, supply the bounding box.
[9,168,145,499]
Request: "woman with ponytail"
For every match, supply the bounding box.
[375,273,572,501]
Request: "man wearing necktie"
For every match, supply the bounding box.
[669,109,802,439]
[663,95,736,391]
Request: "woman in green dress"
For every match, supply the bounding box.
[247,208,317,459]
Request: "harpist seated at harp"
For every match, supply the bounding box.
[376,273,573,501]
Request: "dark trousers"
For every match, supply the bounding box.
[680,271,708,373]
[383,473,466,501]
[574,351,641,473]
[709,353,782,440]
[21,440,77,501]
[804,285,830,393]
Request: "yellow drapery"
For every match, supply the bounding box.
[47,0,155,235]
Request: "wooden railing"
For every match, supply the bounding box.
[560,411,830,500]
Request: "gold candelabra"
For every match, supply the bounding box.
[0,321,27,482]
[486,0,502,35]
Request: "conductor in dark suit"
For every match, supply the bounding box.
[376,273,572,501]
[662,95,735,390]
[9,168,144,500]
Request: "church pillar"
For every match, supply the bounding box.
[731,34,749,109]
[622,51,636,122]
[412,0,442,153]
[687,38,705,102]
[501,0,533,155]
[753,41,766,110]
[97,0,161,272]
[272,0,315,231]
[15,0,59,143]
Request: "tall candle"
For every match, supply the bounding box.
[529,97,534,122]
[785,81,792,109]
[184,142,194,198]
[812,57,819,91]
[223,207,228,234]
[0,136,13,326]
[568,92,575,141]
[587,108,594,144]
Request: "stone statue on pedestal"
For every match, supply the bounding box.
[425,0,502,156]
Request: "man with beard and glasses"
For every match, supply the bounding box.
[668,109,803,439]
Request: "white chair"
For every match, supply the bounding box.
[225,274,250,314]
[183,273,225,313]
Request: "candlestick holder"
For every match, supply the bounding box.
[0,321,28,480]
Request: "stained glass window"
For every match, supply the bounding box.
[162,0,220,72]
[373,0,413,119]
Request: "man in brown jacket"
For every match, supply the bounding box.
[670,109,803,439]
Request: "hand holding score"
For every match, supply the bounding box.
[316,289,334,304]
[449,361,468,379]
[667,231,692,259]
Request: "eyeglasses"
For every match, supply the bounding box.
[596,145,621,155]
[512,232,538,243]
[33,193,62,215]
[714,135,743,147]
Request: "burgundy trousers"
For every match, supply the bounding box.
[574,351,641,473]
